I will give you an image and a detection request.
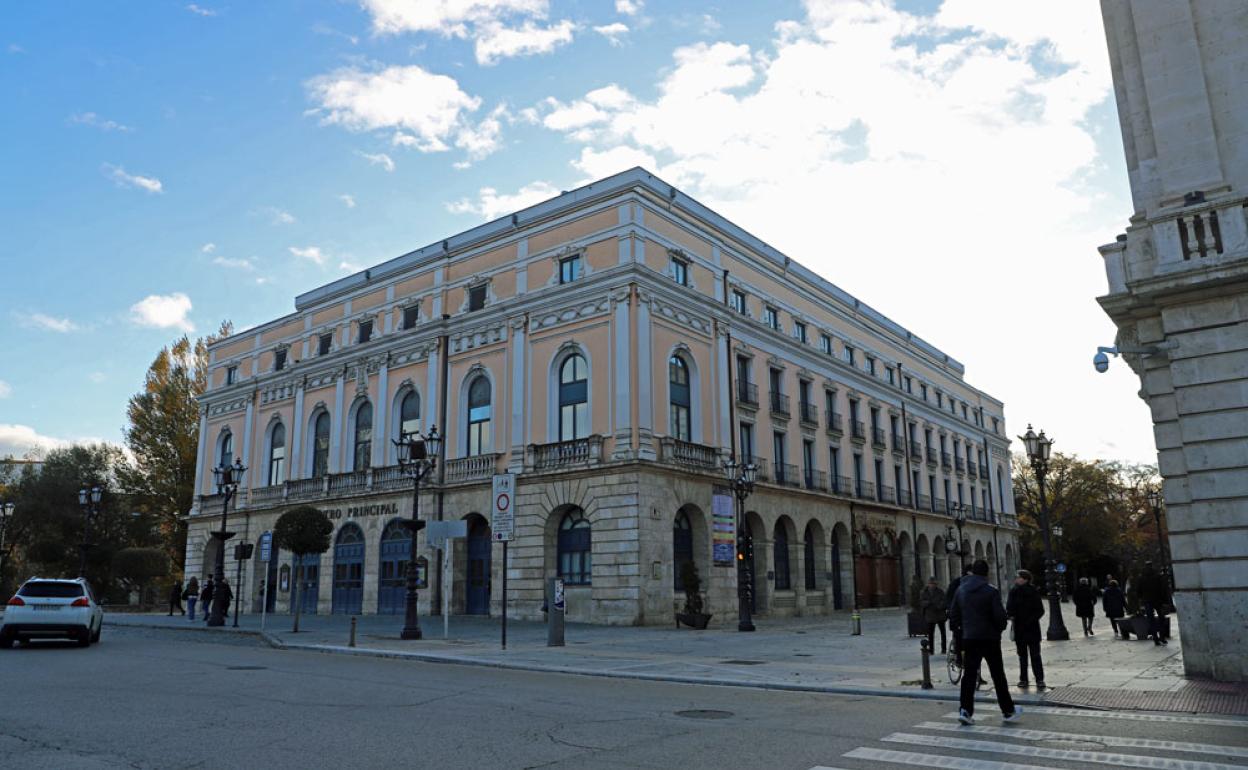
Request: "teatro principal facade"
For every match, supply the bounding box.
[184,168,1019,626]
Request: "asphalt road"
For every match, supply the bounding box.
[1,626,1246,770]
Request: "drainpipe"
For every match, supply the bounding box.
[434,320,450,615]
[898,363,919,588]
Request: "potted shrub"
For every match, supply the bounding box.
[676,562,713,629]
[906,574,926,637]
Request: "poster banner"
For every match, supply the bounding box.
[712,486,736,566]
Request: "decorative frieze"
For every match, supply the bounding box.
[530,295,611,332]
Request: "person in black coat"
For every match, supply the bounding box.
[1138,561,1171,645]
[1101,579,1126,637]
[949,560,1019,724]
[945,565,971,651]
[1073,578,1097,636]
[167,581,184,616]
[199,577,215,621]
[1006,569,1045,688]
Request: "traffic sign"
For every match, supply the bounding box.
[259,531,273,563]
[426,519,468,550]
[492,473,516,541]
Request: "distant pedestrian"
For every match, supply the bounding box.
[946,565,971,656]
[1073,578,1096,636]
[168,581,185,616]
[949,559,1019,725]
[200,577,215,621]
[1006,569,1045,689]
[1138,561,1171,646]
[212,577,233,622]
[183,577,199,622]
[920,576,948,654]
[1102,580,1126,637]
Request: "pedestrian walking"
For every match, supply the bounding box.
[212,577,233,622]
[949,559,1019,725]
[920,576,948,654]
[200,577,214,621]
[1102,579,1126,637]
[1006,569,1045,689]
[1138,561,1171,646]
[168,581,185,616]
[1073,578,1097,636]
[183,577,199,622]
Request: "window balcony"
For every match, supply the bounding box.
[770,391,791,418]
[527,435,604,472]
[851,421,866,440]
[916,492,931,511]
[803,468,826,491]
[799,401,819,426]
[749,456,771,482]
[909,444,922,462]
[941,452,952,470]
[871,427,887,449]
[774,462,800,487]
[329,469,369,495]
[955,456,966,473]
[658,437,721,471]
[891,434,905,454]
[736,381,759,407]
[248,485,285,507]
[933,497,946,514]
[826,411,843,434]
[856,480,876,501]
[926,447,938,465]
[979,463,989,478]
[830,475,852,495]
[445,453,501,483]
[967,461,977,479]
[878,484,895,504]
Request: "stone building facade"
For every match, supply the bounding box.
[184,168,1019,627]
[1097,2,1248,680]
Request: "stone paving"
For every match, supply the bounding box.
[95,605,1240,713]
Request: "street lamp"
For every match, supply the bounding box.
[945,502,968,567]
[724,458,758,632]
[393,425,440,641]
[208,457,246,627]
[1146,489,1173,592]
[1020,424,1070,641]
[77,486,103,579]
[0,501,13,592]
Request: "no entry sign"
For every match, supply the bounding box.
[492,473,516,541]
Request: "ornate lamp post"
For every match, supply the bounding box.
[1020,424,1069,641]
[393,425,440,641]
[0,501,13,592]
[208,458,246,627]
[77,486,103,579]
[1146,489,1173,592]
[945,502,968,568]
[724,458,758,632]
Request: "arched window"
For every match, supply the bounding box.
[673,510,693,590]
[557,509,592,585]
[268,423,286,486]
[804,523,817,590]
[218,431,233,469]
[399,390,420,437]
[669,355,691,442]
[353,401,373,471]
[467,376,491,456]
[558,354,588,441]
[312,412,331,478]
[774,523,791,590]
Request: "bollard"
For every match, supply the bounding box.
[349,616,357,648]
[851,609,862,636]
[920,637,933,689]
[547,577,565,647]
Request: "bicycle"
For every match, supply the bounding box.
[947,639,986,689]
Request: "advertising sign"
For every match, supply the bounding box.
[711,486,736,565]
[259,531,273,563]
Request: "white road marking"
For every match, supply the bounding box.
[843,747,1060,769]
[883,732,1248,770]
[944,707,1248,728]
[916,721,1248,759]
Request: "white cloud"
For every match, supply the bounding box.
[88,372,106,384]
[262,206,296,224]
[358,150,396,172]
[201,242,216,254]
[289,246,327,265]
[69,112,131,132]
[0,381,10,399]
[212,256,255,271]
[615,0,642,15]
[594,22,629,46]
[186,4,216,16]
[339,194,357,208]
[447,181,560,221]
[129,293,194,332]
[474,19,575,65]
[0,425,112,458]
[17,312,79,333]
[339,259,365,273]
[103,164,163,193]
[570,145,657,181]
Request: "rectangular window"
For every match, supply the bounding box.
[961,403,969,419]
[853,453,863,496]
[739,422,754,461]
[944,479,952,509]
[904,376,912,393]
[819,333,832,355]
[730,289,746,314]
[559,254,582,284]
[736,356,751,386]
[318,333,332,356]
[794,321,807,343]
[467,284,487,312]
[358,319,373,344]
[921,383,928,400]
[773,431,786,468]
[402,305,419,330]
[844,345,856,365]
[225,366,238,385]
[992,417,1000,433]
[802,440,815,488]
[866,356,876,376]
[670,257,688,286]
[936,391,943,408]
[885,367,895,385]
[274,349,287,372]
[764,306,779,330]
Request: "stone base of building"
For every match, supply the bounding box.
[1174,589,1248,682]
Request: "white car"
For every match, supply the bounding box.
[1,577,104,648]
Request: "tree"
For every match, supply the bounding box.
[121,320,232,573]
[112,547,170,605]
[272,505,333,633]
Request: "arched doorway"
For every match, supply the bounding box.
[293,553,320,615]
[465,515,491,615]
[332,524,364,615]
[673,509,693,590]
[378,519,410,615]
[831,523,850,610]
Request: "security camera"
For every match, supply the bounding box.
[1093,346,1118,374]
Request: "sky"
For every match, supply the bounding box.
[0,0,1155,464]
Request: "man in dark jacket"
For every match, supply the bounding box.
[1138,561,1171,645]
[949,559,1018,725]
[920,576,948,654]
[945,565,971,652]
[200,577,215,621]
[1102,579,1126,637]
[1005,569,1045,688]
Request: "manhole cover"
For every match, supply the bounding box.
[1037,739,1107,751]
[675,709,734,720]
[227,665,267,671]
[720,659,767,665]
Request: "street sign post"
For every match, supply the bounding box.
[258,531,273,631]
[425,520,468,638]
[492,473,516,649]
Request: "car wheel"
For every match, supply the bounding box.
[76,629,91,647]
[91,624,101,643]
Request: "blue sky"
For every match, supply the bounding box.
[0,0,1154,463]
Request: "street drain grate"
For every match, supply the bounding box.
[227,666,267,671]
[720,659,767,666]
[675,710,734,720]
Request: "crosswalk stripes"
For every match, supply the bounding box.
[838,748,1062,770]
[915,720,1248,760]
[881,731,1246,770]
[945,706,1248,728]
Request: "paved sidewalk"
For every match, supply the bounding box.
[99,606,1248,715]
